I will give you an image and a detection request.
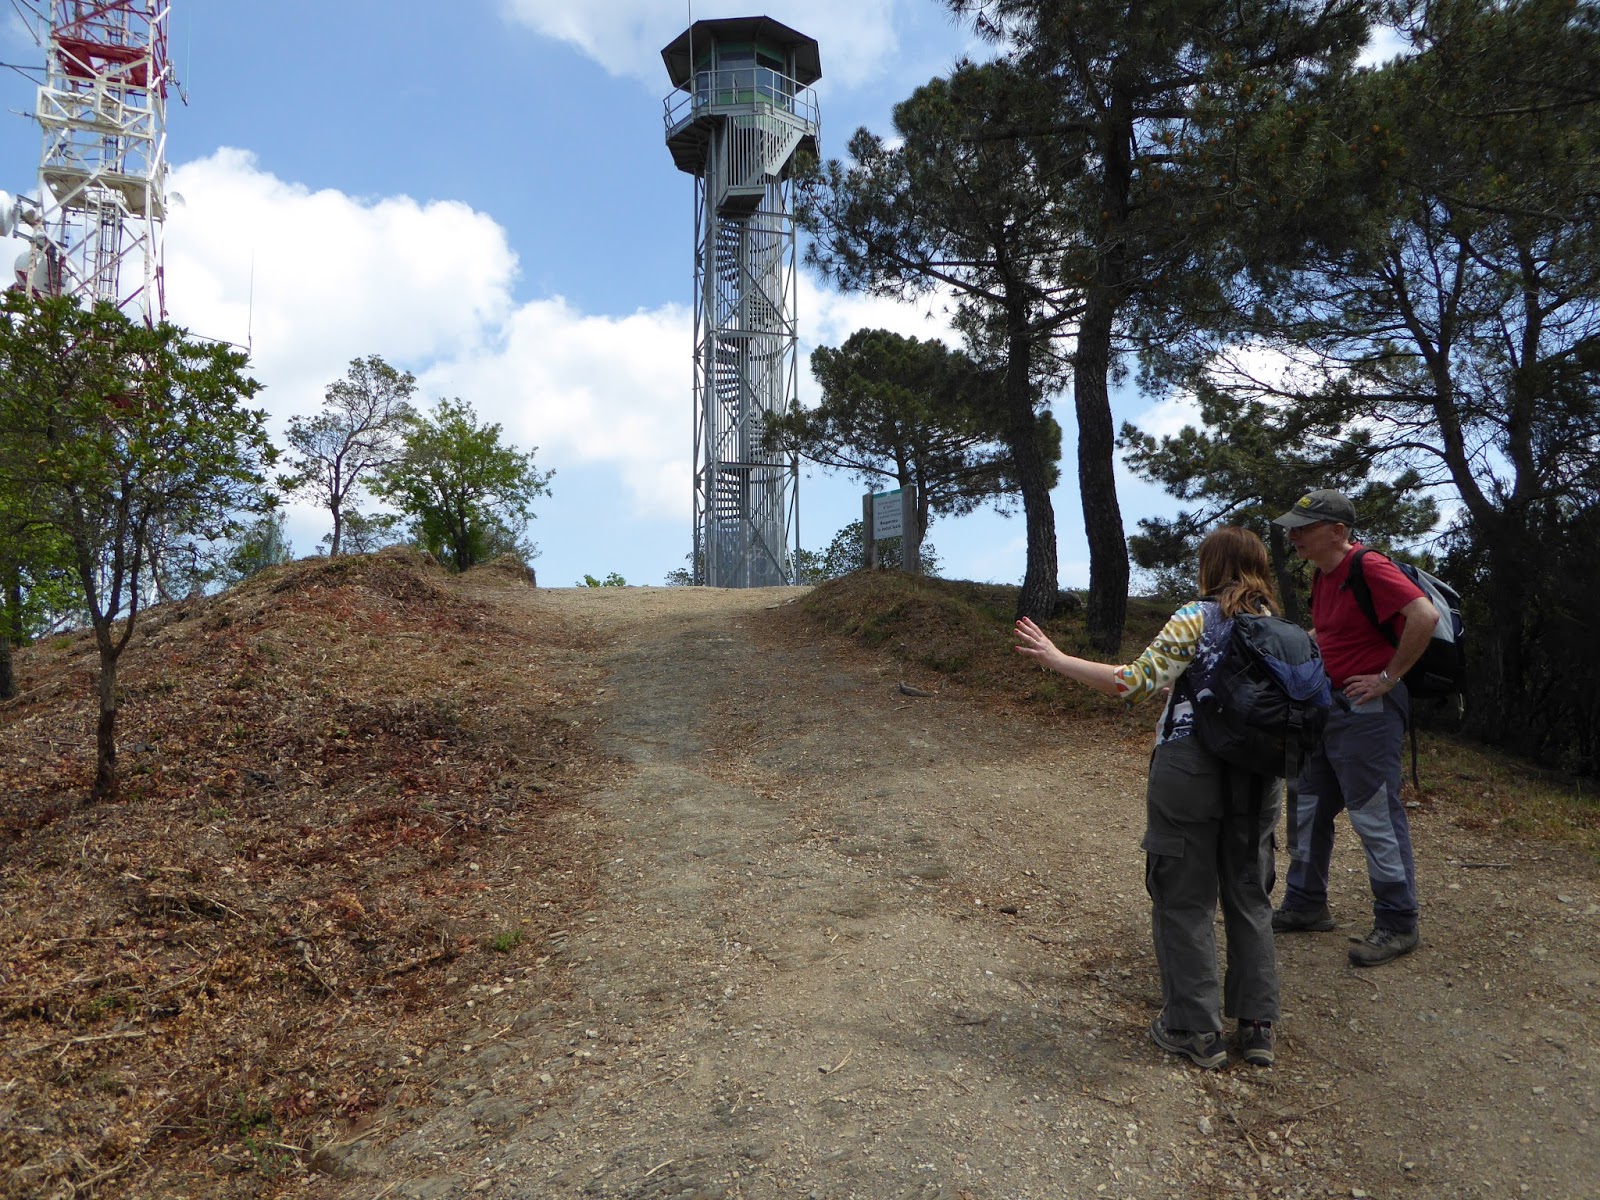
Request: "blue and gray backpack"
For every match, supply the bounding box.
[1166,606,1332,856]
[1180,609,1333,783]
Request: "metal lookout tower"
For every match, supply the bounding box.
[3,1,172,323]
[661,17,820,587]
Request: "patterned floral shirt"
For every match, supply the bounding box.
[1113,599,1236,745]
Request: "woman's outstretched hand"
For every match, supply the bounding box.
[1014,617,1126,697]
[1013,617,1067,674]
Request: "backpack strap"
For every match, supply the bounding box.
[1281,725,1301,872]
[1162,670,1192,742]
[1344,548,1397,647]
[1161,599,1215,742]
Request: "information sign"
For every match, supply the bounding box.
[871,489,904,540]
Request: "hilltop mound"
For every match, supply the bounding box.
[461,552,538,588]
[0,553,604,1197]
[795,569,1175,723]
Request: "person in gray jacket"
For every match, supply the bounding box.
[1014,526,1282,1069]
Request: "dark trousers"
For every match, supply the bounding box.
[1282,691,1419,934]
[1141,733,1281,1032]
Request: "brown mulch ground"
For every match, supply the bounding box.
[1,550,609,1198]
[6,560,1598,1200]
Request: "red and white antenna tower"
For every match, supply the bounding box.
[2,1,172,324]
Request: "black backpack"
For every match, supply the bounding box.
[1175,609,1333,782]
[1170,608,1332,861]
[1345,549,1465,700]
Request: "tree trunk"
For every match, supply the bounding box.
[0,578,16,699]
[1074,293,1129,654]
[1004,321,1059,622]
[330,505,343,557]
[1268,525,1302,625]
[903,475,923,576]
[92,634,119,802]
[1072,83,1135,655]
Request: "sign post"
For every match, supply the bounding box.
[865,486,916,571]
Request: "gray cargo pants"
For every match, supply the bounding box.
[1141,732,1281,1032]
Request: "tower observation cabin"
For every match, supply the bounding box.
[661,17,820,587]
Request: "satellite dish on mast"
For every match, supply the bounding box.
[0,192,14,238]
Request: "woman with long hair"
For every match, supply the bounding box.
[1014,526,1282,1069]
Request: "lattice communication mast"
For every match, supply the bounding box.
[662,18,820,587]
[5,1,171,323]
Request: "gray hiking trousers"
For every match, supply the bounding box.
[1141,732,1281,1032]
[1283,690,1418,933]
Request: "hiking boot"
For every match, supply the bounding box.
[1236,1020,1275,1067]
[1150,1015,1228,1070]
[1348,926,1420,967]
[1271,904,1335,933]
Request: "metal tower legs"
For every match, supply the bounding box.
[691,176,800,587]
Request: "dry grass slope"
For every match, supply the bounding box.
[0,549,606,1198]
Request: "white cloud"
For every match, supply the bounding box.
[166,148,516,415]
[417,297,694,518]
[161,149,945,541]
[1125,391,1203,443]
[801,271,955,350]
[500,0,900,90]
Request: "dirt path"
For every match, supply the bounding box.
[336,585,1600,1200]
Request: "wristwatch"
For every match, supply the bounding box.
[1379,670,1393,686]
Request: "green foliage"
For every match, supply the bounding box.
[580,572,627,588]
[769,328,1057,576]
[0,292,274,799]
[320,509,402,555]
[0,502,82,697]
[663,550,713,587]
[217,511,294,587]
[943,0,1372,646]
[796,519,943,583]
[1119,381,1438,620]
[281,355,417,556]
[798,61,1079,620]
[1134,0,1600,765]
[489,929,524,953]
[374,397,553,573]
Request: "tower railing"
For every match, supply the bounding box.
[663,67,818,137]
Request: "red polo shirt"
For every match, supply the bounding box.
[1311,545,1426,689]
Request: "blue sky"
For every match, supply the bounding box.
[0,1,1226,589]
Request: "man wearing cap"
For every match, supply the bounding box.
[1270,489,1440,966]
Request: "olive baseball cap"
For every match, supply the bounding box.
[1272,488,1357,529]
